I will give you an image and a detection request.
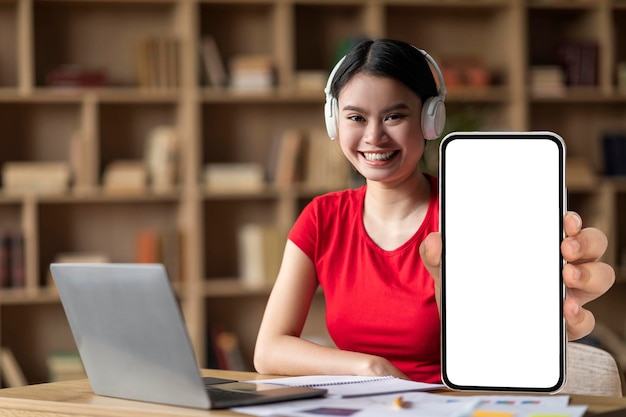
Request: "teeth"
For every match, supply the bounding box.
[363,151,395,161]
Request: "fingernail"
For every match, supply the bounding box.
[573,303,580,316]
[568,239,581,254]
[572,266,581,280]
[571,212,582,229]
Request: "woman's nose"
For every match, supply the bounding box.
[364,121,388,144]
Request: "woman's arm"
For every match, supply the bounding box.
[254,240,407,378]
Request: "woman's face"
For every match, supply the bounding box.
[336,73,425,187]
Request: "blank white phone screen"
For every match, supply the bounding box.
[440,132,565,392]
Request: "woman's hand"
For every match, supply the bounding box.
[561,211,615,340]
[358,355,410,380]
[419,211,616,340]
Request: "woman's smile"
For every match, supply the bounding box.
[360,150,400,163]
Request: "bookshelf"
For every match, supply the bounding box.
[1,0,626,384]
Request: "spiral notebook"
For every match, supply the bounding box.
[249,375,444,398]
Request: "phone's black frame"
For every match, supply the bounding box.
[439,131,566,393]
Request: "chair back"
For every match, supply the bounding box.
[562,342,623,397]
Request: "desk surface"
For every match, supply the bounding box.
[0,370,624,417]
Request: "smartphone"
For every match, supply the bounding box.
[440,131,566,392]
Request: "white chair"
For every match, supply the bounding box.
[562,342,623,397]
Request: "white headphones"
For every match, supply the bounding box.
[323,47,447,141]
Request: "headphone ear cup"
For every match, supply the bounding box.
[325,97,339,140]
[421,96,446,140]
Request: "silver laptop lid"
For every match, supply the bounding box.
[49,263,211,409]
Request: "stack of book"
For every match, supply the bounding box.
[47,65,108,88]
[102,160,148,194]
[229,55,274,92]
[529,66,566,97]
[2,161,71,195]
[204,163,265,193]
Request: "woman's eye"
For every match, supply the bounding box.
[384,113,405,122]
[347,115,365,122]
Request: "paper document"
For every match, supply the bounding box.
[249,375,444,398]
[233,392,583,417]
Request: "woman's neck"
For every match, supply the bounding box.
[362,171,432,251]
[364,171,431,220]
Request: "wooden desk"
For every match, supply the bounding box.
[0,370,624,417]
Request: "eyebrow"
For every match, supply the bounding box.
[341,103,411,113]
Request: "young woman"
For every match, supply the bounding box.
[254,38,615,383]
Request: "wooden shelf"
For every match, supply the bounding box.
[0,287,60,306]
[1,0,626,385]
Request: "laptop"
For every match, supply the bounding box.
[49,263,326,409]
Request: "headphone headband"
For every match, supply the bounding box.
[324,45,447,141]
[416,48,447,98]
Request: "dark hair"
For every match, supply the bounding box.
[330,39,438,105]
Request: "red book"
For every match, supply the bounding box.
[134,230,162,264]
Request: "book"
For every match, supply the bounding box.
[135,36,180,89]
[0,232,25,289]
[558,41,598,86]
[270,129,305,189]
[237,223,283,289]
[602,133,626,176]
[144,125,179,193]
[529,66,566,97]
[46,65,108,88]
[9,232,24,288]
[53,252,110,265]
[165,36,180,88]
[295,70,327,92]
[210,328,250,371]
[303,128,351,190]
[135,229,162,264]
[229,54,274,91]
[204,163,265,193]
[249,375,443,398]
[0,233,10,288]
[102,160,147,194]
[2,161,71,195]
[68,131,97,193]
[47,252,111,288]
[200,36,228,87]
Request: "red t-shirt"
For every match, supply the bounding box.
[288,175,441,383]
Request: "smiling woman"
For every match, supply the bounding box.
[253,38,615,385]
